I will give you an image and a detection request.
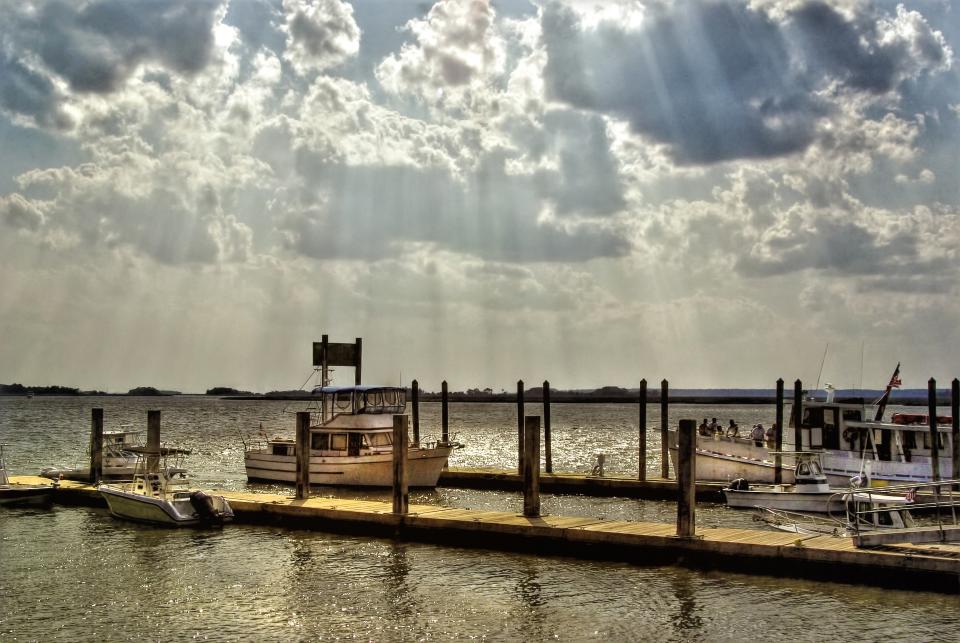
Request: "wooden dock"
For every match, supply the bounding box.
[10,475,960,593]
[438,468,726,501]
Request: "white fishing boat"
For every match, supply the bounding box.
[40,430,190,481]
[244,385,461,487]
[723,452,849,513]
[1,444,57,508]
[754,492,914,536]
[99,453,233,527]
[669,365,955,486]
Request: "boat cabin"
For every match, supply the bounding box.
[310,385,406,419]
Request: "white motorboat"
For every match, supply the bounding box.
[245,385,461,487]
[755,492,915,536]
[669,366,955,486]
[0,444,57,508]
[99,454,233,527]
[723,452,849,513]
[40,430,190,481]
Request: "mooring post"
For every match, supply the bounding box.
[441,380,449,444]
[517,380,525,472]
[543,380,552,474]
[638,379,647,481]
[775,378,784,485]
[411,379,420,446]
[295,411,311,499]
[676,418,696,538]
[392,414,409,514]
[146,410,161,473]
[952,378,959,487]
[661,379,669,478]
[523,416,541,517]
[354,337,362,386]
[89,408,104,485]
[793,379,803,451]
[929,378,940,482]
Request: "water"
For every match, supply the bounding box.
[1,397,957,640]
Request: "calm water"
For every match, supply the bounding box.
[1,397,957,641]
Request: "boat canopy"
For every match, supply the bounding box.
[311,385,406,415]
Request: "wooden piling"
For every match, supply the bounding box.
[929,378,940,482]
[522,416,541,517]
[517,380,525,472]
[354,337,362,385]
[88,408,104,485]
[793,380,803,451]
[146,410,161,473]
[660,379,669,478]
[638,379,647,481]
[543,381,552,474]
[295,411,311,499]
[320,334,329,388]
[676,418,696,538]
[411,379,420,446]
[441,380,449,444]
[775,379,784,485]
[952,378,959,486]
[392,414,409,514]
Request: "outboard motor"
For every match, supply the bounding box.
[189,490,223,523]
[727,478,750,491]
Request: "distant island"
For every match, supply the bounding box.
[0,382,949,405]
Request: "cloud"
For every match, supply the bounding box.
[0,193,45,231]
[282,0,360,75]
[0,55,74,129]
[540,0,953,164]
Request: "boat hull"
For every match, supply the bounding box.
[99,486,233,527]
[244,446,455,487]
[723,488,846,513]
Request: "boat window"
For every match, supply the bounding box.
[330,434,348,450]
[922,432,945,450]
[334,392,353,413]
[842,409,862,423]
[801,408,824,428]
[364,390,384,410]
[797,462,811,476]
[311,433,330,450]
[904,431,917,449]
[877,509,893,527]
[367,432,392,446]
[272,444,290,456]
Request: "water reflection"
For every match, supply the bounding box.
[670,570,704,635]
[512,559,547,640]
[384,542,416,621]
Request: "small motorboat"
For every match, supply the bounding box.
[723,452,851,513]
[0,444,57,508]
[99,453,233,527]
[754,491,914,536]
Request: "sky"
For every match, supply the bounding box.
[0,0,958,393]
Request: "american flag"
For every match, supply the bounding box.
[889,363,902,389]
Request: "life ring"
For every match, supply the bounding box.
[842,428,856,442]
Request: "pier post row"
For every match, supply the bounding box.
[792,380,803,451]
[411,379,420,445]
[953,378,959,486]
[638,379,647,481]
[660,379,669,478]
[295,411,310,499]
[543,380,552,474]
[392,415,409,514]
[88,408,104,485]
[146,410,161,473]
[517,380,525,473]
[441,380,449,444]
[522,416,541,517]
[775,378,784,485]
[676,418,696,538]
[928,378,940,482]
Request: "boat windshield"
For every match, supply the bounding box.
[357,388,405,414]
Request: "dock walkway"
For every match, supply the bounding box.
[10,475,960,592]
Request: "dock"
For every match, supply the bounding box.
[439,468,726,501]
[11,475,960,593]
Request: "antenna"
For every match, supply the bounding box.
[814,343,829,391]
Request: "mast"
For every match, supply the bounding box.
[874,362,901,422]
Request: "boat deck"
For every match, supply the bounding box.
[7,475,960,592]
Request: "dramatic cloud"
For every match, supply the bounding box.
[282,0,360,74]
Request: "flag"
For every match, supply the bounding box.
[888,364,901,389]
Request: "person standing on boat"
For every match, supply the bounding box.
[726,419,739,438]
[750,424,765,446]
[765,422,777,446]
[709,418,720,435]
[699,418,711,436]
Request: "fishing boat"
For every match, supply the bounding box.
[1,444,57,508]
[99,453,233,527]
[244,385,461,487]
[754,491,914,536]
[40,430,190,481]
[723,452,848,513]
[668,365,955,486]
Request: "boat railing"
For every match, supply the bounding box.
[847,479,960,542]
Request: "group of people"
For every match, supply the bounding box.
[698,417,779,446]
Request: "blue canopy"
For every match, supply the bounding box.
[310,385,404,394]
